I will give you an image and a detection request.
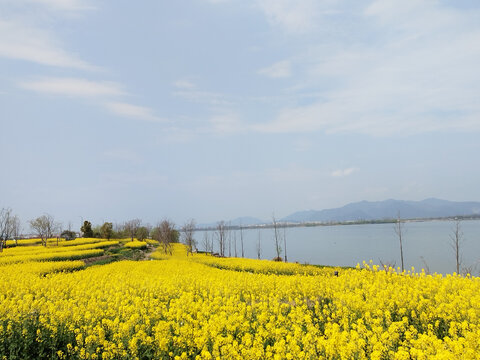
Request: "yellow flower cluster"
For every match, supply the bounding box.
[150,243,187,260]
[124,241,148,249]
[5,238,43,247]
[56,238,114,247]
[1,243,480,359]
[5,237,115,248]
[0,240,120,265]
[0,260,86,276]
[0,249,104,265]
[118,238,139,244]
[191,255,341,276]
[0,241,118,257]
[146,239,160,246]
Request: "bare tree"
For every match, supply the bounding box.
[283,225,288,262]
[215,221,228,256]
[379,259,396,273]
[461,262,478,277]
[29,214,59,247]
[228,231,232,257]
[114,222,125,238]
[202,231,210,253]
[393,212,405,272]
[124,218,141,241]
[272,214,282,261]
[233,231,238,257]
[181,219,196,255]
[240,225,245,258]
[0,208,13,251]
[420,256,430,275]
[256,230,262,259]
[153,220,176,255]
[10,215,21,245]
[450,219,463,274]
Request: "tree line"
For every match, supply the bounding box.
[0,207,197,255]
[1,206,473,273]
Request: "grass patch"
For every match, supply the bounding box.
[85,246,149,267]
[86,256,118,267]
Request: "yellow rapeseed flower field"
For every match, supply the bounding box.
[1,242,480,359]
[0,241,118,257]
[190,255,342,276]
[5,237,48,247]
[124,241,148,249]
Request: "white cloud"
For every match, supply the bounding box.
[18,77,124,97]
[173,79,196,89]
[105,102,165,123]
[0,20,95,69]
[4,3,167,126]
[208,112,244,134]
[364,0,433,26]
[258,60,291,78]
[251,1,480,136]
[256,0,324,33]
[331,167,358,177]
[29,0,95,12]
[173,89,231,106]
[155,127,196,144]
[19,78,166,124]
[1,0,95,12]
[292,138,312,152]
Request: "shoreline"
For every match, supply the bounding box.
[195,214,480,231]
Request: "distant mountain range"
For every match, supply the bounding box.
[282,198,480,223]
[198,199,480,228]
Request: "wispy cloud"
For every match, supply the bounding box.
[251,1,480,136]
[18,77,124,97]
[2,2,168,126]
[0,20,95,69]
[173,89,231,106]
[172,78,232,106]
[18,77,166,123]
[173,79,196,89]
[205,0,230,4]
[258,60,291,78]
[1,0,96,12]
[256,0,325,34]
[331,167,358,178]
[28,0,96,12]
[208,112,244,134]
[105,102,165,123]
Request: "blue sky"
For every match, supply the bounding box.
[1,0,480,228]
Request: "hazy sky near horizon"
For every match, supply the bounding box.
[1,0,480,228]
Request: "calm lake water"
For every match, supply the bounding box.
[194,220,480,275]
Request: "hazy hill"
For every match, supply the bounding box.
[282,198,480,223]
[196,199,480,229]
